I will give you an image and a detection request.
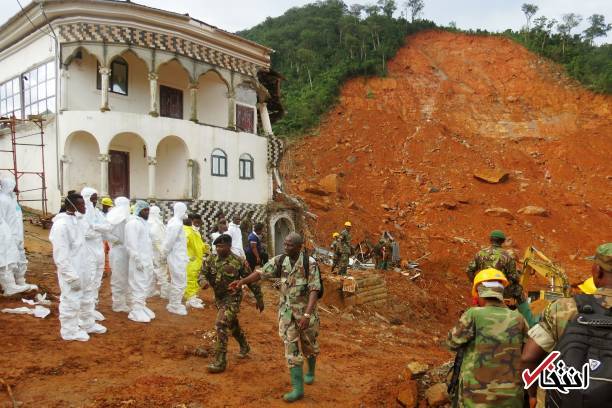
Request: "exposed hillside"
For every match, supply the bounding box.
[286,30,612,288]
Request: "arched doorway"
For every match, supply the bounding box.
[108,132,148,198]
[273,217,294,256]
[156,136,189,199]
[64,131,100,192]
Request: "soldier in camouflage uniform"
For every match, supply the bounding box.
[447,269,529,408]
[466,230,525,304]
[230,232,321,403]
[337,221,353,276]
[198,234,264,373]
[330,232,340,273]
[522,243,612,407]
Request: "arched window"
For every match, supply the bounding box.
[211,149,227,177]
[239,153,254,180]
[97,57,128,95]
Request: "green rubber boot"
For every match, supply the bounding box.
[283,365,304,402]
[517,301,537,328]
[237,341,250,359]
[304,357,316,385]
[207,352,227,373]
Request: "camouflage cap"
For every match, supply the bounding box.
[490,230,506,240]
[477,281,505,301]
[586,243,612,272]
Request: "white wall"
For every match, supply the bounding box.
[65,131,100,193]
[108,132,148,199]
[58,110,270,204]
[156,136,188,198]
[197,71,228,127]
[66,50,149,114]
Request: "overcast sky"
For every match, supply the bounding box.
[3,0,611,43]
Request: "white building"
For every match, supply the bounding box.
[0,0,294,252]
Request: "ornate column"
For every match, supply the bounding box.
[59,65,69,112]
[99,66,111,112]
[258,102,274,135]
[189,81,198,122]
[60,155,71,195]
[227,90,236,130]
[98,153,110,196]
[148,72,159,117]
[147,156,157,199]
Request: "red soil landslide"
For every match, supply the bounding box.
[286,30,611,289]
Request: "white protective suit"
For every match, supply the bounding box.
[162,202,189,316]
[49,211,106,341]
[106,197,131,312]
[0,177,31,295]
[81,187,112,321]
[148,206,170,298]
[125,201,156,323]
[228,221,245,258]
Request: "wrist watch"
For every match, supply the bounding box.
[303,313,311,318]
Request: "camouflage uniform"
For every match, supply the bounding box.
[528,287,612,353]
[330,238,340,271]
[466,244,524,303]
[375,237,393,270]
[447,305,528,408]
[200,253,263,354]
[337,228,352,276]
[261,253,321,368]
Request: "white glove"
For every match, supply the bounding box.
[68,279,81,291]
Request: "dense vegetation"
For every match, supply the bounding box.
[239,0,611,136]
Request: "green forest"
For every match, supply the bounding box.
[239,0,611,136]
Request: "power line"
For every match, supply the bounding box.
[15,0,54,39]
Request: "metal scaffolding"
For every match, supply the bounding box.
[0,115,48,215]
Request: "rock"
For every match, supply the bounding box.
[347,201,359,210]
[518,206,549,217]
[307,199,330,212]
[425,383,449,407]
[441,201,457,210]
[429,186,440,193]
[347,155,357,164]
[303,186,330,196]
[485,207,514,219]
[406,361,429,377]
[319,174,338,194]
[397,380,418,408]
[473,169,509,184]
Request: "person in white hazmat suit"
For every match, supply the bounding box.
[125,200,156,323]
[162,202,189,316]
[0,209,24,296]
[49,193,107,341]
[80,187,112,321]
[106,197,131,313]
[0,176,36,293]
[148,205,170,299]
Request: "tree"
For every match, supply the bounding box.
[521,3,538,37]
[377,0,397,18]
[583,14,612,45]
[558,13,582,56]
[404,0,424,23]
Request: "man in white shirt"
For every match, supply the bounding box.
[228,214,245,259]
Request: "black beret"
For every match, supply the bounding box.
[213,233,232,245]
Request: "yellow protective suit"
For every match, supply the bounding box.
[183,225,209,300]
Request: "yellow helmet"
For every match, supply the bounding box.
[344,221,352,227]
[332,232,340,238]
[101,197,114,207]
[472,268,509,297]
[578,277,597,295]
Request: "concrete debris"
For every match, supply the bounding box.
[517,206,549,217]
[425,383,450,407]
[406,361,429,377]
[473,169,509,184]
[396,380,418,408]
[484,207,514,219]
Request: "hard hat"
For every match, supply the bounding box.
[101,197,114,207]
[344,221,352,227]
[332,232,340,238]
[490,230,506,240]
[472,268,509,298]
[578,277,597,295]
